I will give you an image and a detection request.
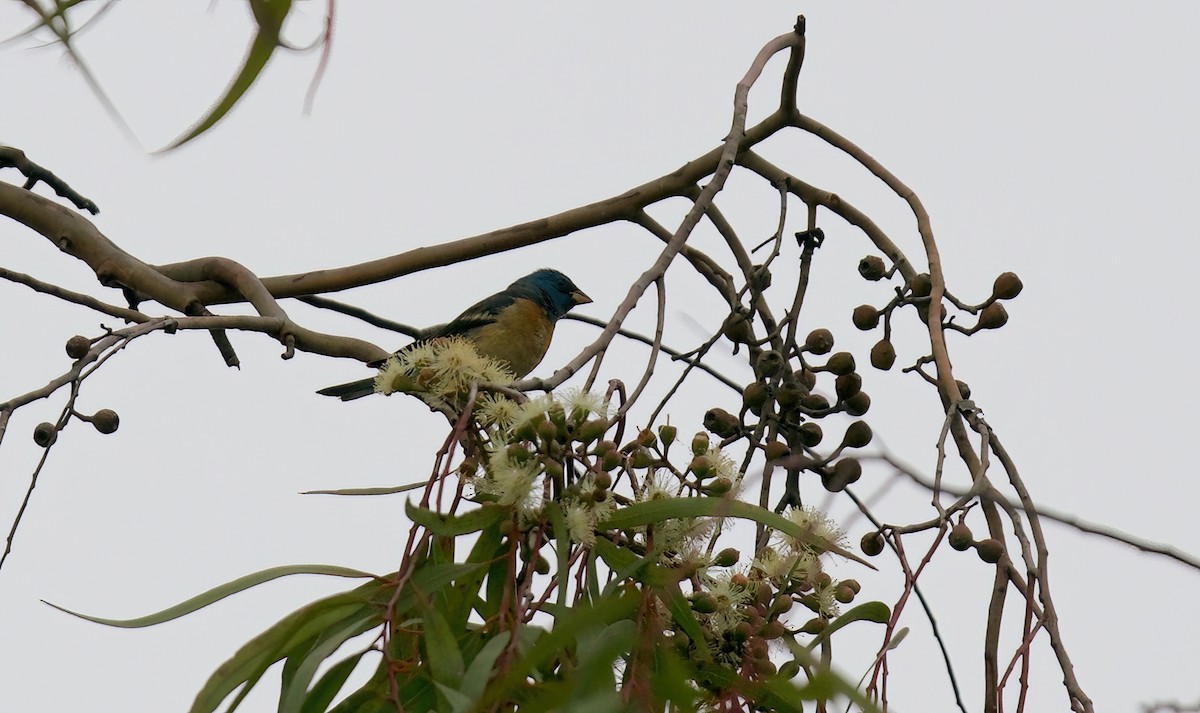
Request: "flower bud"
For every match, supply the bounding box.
[577,419,607,444]
[635,428,657,449]
[691,432,710,456]
[657,424,677,448]
[691,593,718,614]
[713,547,740,567]
[702,477,733,496]
[689,455,714,479]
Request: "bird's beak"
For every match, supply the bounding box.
[571,290,592,306]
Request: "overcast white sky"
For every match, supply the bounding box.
[2,4,1198,712]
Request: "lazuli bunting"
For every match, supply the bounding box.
[317,268,591,401]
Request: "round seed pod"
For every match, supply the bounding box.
[858,255,886,281]
[795,368,818,391]
[743,382,770,413]
[65,335,91,359]
[825,351,856,376]
[978,303,1009,330]
[870,340,896,371]
[33,422,57,448]
[841,579,861,594]
[804,328,835,355]
[754,350,786,379]
[975,538,1005,564]
[799,393,830,412]
[92,409,120,435]
[948,523,974,551]
[852,305,880,331]
[992,271,1024,300]
[834,373,862,401]
[956,380,972,399]
[841,421,873,449]
[774,381,805,411]
[909,273,932,298]
[797,422,823,447]
[703,408,741,438]
[722,313,755,344]
[593,471,612,489]
[861,531,885,556]
[834,585,856,604]
[844,391,871,416]
[823,458,862,491]
[763,441,790,461]
[534,555,551,575]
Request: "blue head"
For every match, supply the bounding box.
[509,269,591,320]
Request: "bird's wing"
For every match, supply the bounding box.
[426,291,518,340]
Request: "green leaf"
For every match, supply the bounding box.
[280,612,380,713]
[598,496,873,567]
[417,597,465,692]
[159,0,293,150]
[42,564,376,628]
[457,633,510,706]
[658,582,711,662]
[299,652,368,713]
[406,500,508,537]
[302,481,425,496]
[191,564,478,713]
[805,600,891,650]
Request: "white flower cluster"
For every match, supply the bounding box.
[374,336,514,399]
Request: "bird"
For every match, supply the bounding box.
[317,268,591,401]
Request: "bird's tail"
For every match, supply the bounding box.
[316,377,377,401]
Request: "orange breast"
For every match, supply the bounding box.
[466,298,554,377]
